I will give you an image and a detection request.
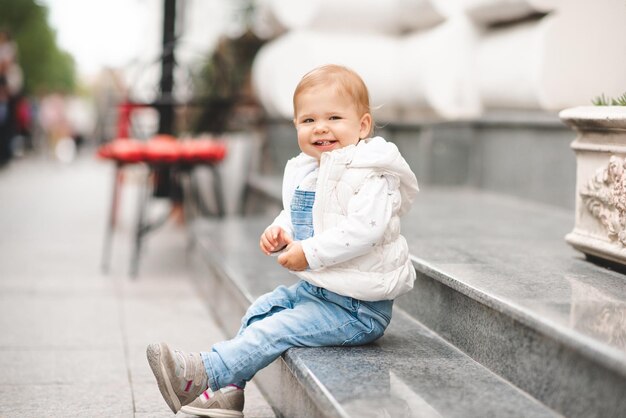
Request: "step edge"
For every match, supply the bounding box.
[410,254,626,378]
[394,307,562,416]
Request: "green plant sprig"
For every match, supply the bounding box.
[592,92,626,106]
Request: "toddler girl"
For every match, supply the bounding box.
[147,64,418,417]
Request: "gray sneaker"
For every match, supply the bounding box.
[146,342,208,413]
[180,385,244,417]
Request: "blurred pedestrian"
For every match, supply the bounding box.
[38,93,75,162]
[0,29,23,96]
[0,29,16,74]
[0,75,16,165]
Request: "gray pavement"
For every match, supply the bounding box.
[0,152,275,418]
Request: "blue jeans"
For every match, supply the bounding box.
[201,280,393,391]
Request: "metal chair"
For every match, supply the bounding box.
[98,134,227,277]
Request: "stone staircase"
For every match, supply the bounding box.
[186,116,626,417]
[188,189,626,417]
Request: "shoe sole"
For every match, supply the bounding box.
[180,405,244,418]
[146,343,181,414]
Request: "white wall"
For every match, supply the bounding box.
[251,0,626,121]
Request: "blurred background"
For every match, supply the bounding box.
[0,2,625,416]
[0,0,262,164]
[0,0,624,212]
[0,0,624,166]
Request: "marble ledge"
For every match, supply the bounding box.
[405,189,626,373]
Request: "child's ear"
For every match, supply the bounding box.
[359,113,372,139]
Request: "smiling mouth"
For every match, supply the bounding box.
[313,140,337,146]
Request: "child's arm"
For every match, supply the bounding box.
[260,208,294,255]
[260,226,292,255]
[301,173,397,269]
[259,223,308,270]
[270,209,294,237]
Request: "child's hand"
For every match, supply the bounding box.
[260,226,292,255]
[277,242,308,271]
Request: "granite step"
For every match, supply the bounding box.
[395,189,626,418]
[238,175,626,417]
[188,216,559,418]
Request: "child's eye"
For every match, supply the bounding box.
[329,116,341,120]
[302,118,314,123]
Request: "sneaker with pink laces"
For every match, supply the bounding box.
[180,385,244,417]
[146,342,208,413]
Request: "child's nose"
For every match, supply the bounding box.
[314,122,328,133]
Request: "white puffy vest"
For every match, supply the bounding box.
[293,144,416,301]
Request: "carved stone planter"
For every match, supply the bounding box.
[560,106,626,265]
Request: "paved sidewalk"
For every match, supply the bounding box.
[0,153,275,418]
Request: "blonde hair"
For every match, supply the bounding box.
[293,64,373,135]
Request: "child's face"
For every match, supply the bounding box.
[294,86,371,161]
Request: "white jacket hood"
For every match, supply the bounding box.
[349,136,419,217]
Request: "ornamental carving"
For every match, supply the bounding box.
[580,156,626,246]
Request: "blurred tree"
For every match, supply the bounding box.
[0,0,76,94]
